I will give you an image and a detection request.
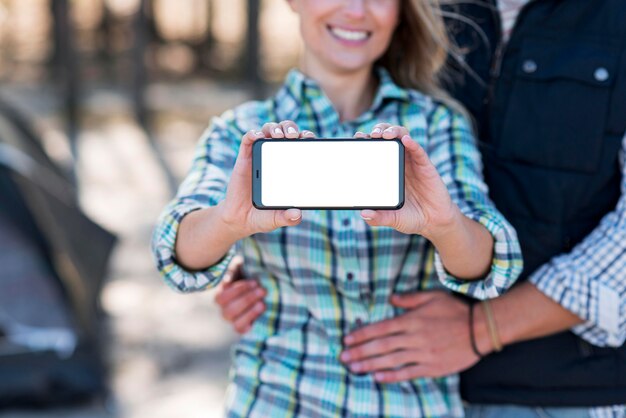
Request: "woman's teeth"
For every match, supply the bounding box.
[329,26,369,42]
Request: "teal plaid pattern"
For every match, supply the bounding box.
[152,68,523,418]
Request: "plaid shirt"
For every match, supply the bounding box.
[152,68,522,418]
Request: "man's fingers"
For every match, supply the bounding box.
[300,130,316,138]
[220,285,266,322]
[215,279,260,306]
[390,291,444,309]
[341,335,411,363]
[347,349,421,374]
[232,301,266,334]
[343,317,405,346]
[354,131,370,139]
[223,255,245,283]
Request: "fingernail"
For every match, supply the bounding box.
[255,131,263,136]
[288,209,302,221]
[274,127,282,135]
[254,303,264,312]
[374,372,385,381]
[373,128,382,134]
[340,352,351,362]
[361,210,375,220]
[287,126,297,134]
[344,335,354,345]
[351,362,362,372]
[384,127,394,133]
[255,288,264,297]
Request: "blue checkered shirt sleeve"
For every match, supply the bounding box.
[426,105,523,299]
[151,115,240,293]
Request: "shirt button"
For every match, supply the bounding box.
[522,59,537,73]
[594,67,609,82]
[346,272,354,281]
[343,218,351,227]
[360,285,372,298]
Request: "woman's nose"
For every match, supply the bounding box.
[343,0,366,20]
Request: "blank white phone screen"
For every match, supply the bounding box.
[261,141,400,207]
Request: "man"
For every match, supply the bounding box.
[214,0,626,416]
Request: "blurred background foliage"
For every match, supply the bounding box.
[0,1,300,417]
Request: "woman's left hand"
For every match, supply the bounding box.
[354,124,458,238]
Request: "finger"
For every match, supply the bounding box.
[214,279,261,306]
[221,286,267,322]
[341,335,410,363]
[239,130,265,160]
[261,122,284,138]
[343,317,406,346]
[279,120,299,139]
[382,126,410,140]
[401,135,432,168]
[354,131,370,139]
[300,130,316,138]
[273,208,303,228]
[389,291,443,309]
[374,365,433,383]
[359,208,400,229]
[348,349,421,373]
[232,301,266,334]
[223,255,245,283]
[370,123,392,138]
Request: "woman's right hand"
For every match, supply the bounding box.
[218,120,315,238]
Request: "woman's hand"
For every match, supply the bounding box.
[354,124,459,239]
[219,121,315,238]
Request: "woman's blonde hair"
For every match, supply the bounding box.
[378,0,470,120]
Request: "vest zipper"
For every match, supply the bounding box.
[487,0,538,98]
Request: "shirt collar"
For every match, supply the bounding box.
[275,66,411,123]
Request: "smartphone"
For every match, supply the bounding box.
[252,138,404,210]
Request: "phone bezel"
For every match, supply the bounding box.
[252,138,405,210]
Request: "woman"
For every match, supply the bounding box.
[152,0,522,417]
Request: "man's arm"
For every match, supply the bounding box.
[478,282,582,352]
[494,132,626,348]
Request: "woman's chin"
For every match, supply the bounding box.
[323,57,375,75]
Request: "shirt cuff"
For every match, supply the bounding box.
[434,208,523,300]
[152,202,236,293]
[529,264,624,347]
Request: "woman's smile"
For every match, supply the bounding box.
[326,24,372,45]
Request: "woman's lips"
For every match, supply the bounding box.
[327,25,372,45]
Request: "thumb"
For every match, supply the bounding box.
[275,208,302,228]
[390,291,440,309]
[360,209,398,228]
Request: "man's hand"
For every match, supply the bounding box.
[340,291,487,383]
[214,256,266,334]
